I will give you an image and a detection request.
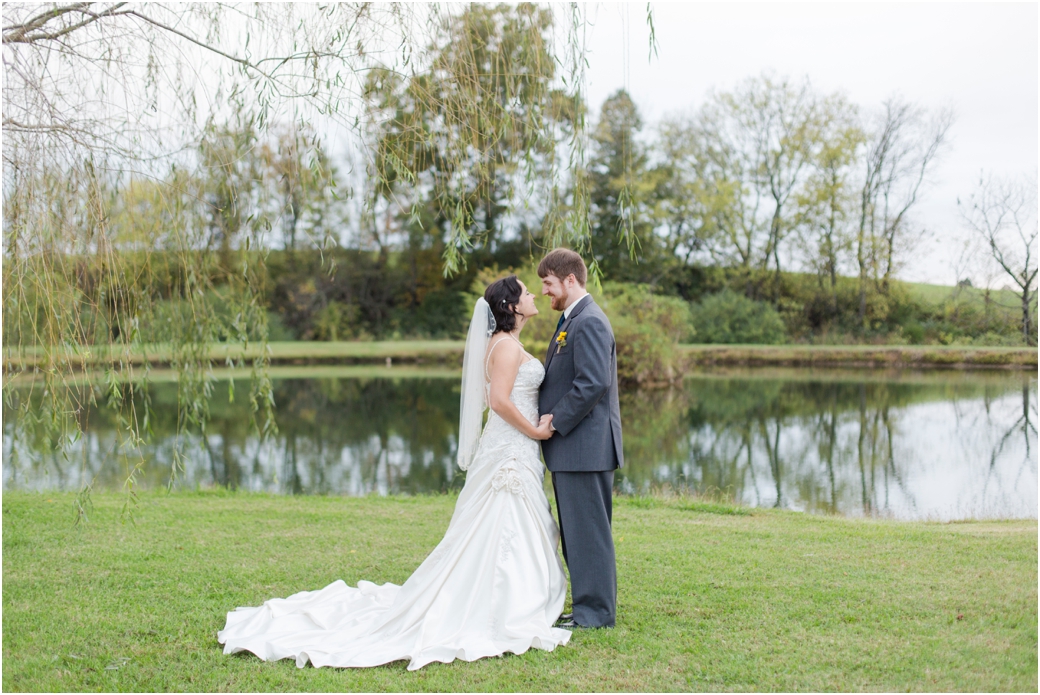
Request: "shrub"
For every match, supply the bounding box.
[263,312,297,341]
[312,301,362,341]
[901,320,925,345]
[600,282,692,385]
[468,271,690,385]
[393,288,469,340]
[690,289,787,344]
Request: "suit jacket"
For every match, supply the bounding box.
[539,294,624,472]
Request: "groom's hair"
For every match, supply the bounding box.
[537,248,587,287]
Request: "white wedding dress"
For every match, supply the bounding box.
[217,355,571,670]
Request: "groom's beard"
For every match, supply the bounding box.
[549,294,566,312]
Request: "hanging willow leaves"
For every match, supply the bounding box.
[2,3,653,517]
[361,4,596,276]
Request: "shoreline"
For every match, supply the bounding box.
[4,340,1036,372]
[3,488,1035,524]
[678,343,1038,370]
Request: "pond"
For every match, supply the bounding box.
[3,366,1036,521]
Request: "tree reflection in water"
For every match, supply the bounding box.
[3,369,1036,520]
[617,370,1037,520]
[3,377,463,497]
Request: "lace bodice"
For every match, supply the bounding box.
[488,356,543,421]
[473,357,544,474]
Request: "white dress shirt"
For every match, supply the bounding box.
[563,290,589,319]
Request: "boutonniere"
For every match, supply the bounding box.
[555,330,567,354]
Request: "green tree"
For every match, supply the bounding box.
[792,96,864,320]
[586,89,670,284]
[259,125,342,255]
[364,3,577,272]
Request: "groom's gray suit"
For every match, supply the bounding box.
[539,293,623,628]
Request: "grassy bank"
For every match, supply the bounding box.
[3,492,1035,692]
[680,343,1038,370]
[4,340,1036,372]
[2,340,467,369]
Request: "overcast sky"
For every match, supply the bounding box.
[580,2,1038,285]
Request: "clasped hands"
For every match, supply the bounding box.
[532,413,554,440]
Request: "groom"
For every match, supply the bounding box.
[537,248,623,629]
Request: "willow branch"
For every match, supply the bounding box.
[3,3,128,44]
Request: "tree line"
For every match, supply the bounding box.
[6,4,1034,354]
[114,77,1026,348]
[5,5,1034,351]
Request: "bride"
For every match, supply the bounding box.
[218,275,572,670]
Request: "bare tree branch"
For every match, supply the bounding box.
[959,172,1039,344]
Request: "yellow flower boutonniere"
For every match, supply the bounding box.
[555,330,567,354]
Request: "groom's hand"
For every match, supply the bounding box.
[533,414,555,440]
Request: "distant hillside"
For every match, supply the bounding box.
[906,281,1024,311]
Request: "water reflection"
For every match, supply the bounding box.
[4,377,462,497]
[618,372,1037,520]
[3,368,1036,520]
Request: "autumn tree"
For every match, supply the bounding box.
[658,75,843,301]
[363,3,579,272]
[259,125,341,255]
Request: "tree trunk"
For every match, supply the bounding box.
[1022,287,1034,345]
[857,249,868,329]
[856,191,870,330]
[984,287,991,329]
[827,172,839,319]
[771,206,783,296]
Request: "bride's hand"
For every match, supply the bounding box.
[532,414,554,440]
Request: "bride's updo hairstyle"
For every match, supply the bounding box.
[484,275,524,334]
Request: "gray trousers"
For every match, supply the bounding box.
[551,469,617,628]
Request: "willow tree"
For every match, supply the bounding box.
[586,89,663,283]
[1,2,619,514]
[364,3,583,272]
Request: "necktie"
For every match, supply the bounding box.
[556,314,565,333]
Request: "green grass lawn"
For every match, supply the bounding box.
[3,492,1035,692]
